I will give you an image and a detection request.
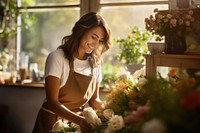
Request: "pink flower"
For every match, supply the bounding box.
[188,10,193,15]
[124,105,150,126]
[145,8,196,41]
[185,14,192,20]
[170,19,177,27]
[185,20,190,26]
[178,19,184,25]
[156,19,161,23]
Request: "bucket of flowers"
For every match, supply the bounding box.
[51,68,200,133]
[145,8,195,41]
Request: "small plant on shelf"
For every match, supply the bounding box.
[115,26,151,65]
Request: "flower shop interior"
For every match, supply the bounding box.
[0,0,200,133]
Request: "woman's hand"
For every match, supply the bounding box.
[79,118,93,133]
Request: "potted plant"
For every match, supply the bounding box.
[115,26,151,73]
[144,8,199,54]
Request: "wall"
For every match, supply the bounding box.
[0,85,45,133]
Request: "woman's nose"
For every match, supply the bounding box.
[92,40,100,48]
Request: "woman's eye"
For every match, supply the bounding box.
[91,36,97,39]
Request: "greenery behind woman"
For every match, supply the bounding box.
[32,12,111,133]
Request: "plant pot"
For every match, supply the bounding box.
[126,64,144,74]
[147,42,165,54]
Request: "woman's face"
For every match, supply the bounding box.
[77,26,105,59]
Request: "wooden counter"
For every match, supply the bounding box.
[1,82,44,88]
[0,83,45,133]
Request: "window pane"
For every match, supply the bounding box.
[100,5,168,38]
[21,0,80,6]
[20,9,80,73]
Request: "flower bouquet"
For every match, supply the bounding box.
[92,68,200,133]
[52,68,200,133]
[103,68,200,133]
[145,8,195,41]
[51,119,80,133]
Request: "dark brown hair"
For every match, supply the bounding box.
[58,12,111,66]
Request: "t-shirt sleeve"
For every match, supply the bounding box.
[96,65,102,83]
[44,51,63,78]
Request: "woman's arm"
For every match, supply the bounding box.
[45,76,83,123]
[88,82,104,110]
[45,76,93,133]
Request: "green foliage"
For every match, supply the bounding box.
[0,48,9,71]
[51,124,77,133]
[63,126,76,132]
[137,72,200,133]
[115,26,150,64]
[0,0,36,38]
[100,63,125,90]
[0,0,18,38]
[142,76,181,118]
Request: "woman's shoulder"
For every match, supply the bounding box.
[49,48,64,56]
[46,49,68,65]
[48,49,65,59]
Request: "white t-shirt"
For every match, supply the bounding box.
[44,49,102,88]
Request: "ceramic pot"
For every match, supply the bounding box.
[147,42,165,54]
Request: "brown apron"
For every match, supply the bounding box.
[32,59,96,133]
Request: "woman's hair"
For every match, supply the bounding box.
[58,12,111,66]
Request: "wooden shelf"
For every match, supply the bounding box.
[144,53,200,77]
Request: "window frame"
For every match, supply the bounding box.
[16,0,170,70]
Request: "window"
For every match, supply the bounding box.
[18,0,81,74]
[19,9,80,72]
[99,0,168,64]
[16,0,169,76]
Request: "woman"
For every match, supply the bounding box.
[33,12,111,133]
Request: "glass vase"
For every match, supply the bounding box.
[164,31,186,54]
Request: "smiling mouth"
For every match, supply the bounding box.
[88,44,94,51]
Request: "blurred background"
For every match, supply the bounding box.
[0,0,170,79]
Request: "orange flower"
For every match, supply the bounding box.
[168,68,177,77]
[128,89,137,98]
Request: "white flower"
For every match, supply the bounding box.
[137,77,148,87]
[133,67,145,79]
[69,122,81,132]
[103,109,114,120]
[107,115,124,131]
[166,14,172,19]
[82,107,102,127]
[51,119,68,132]
[141,118,167,133]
